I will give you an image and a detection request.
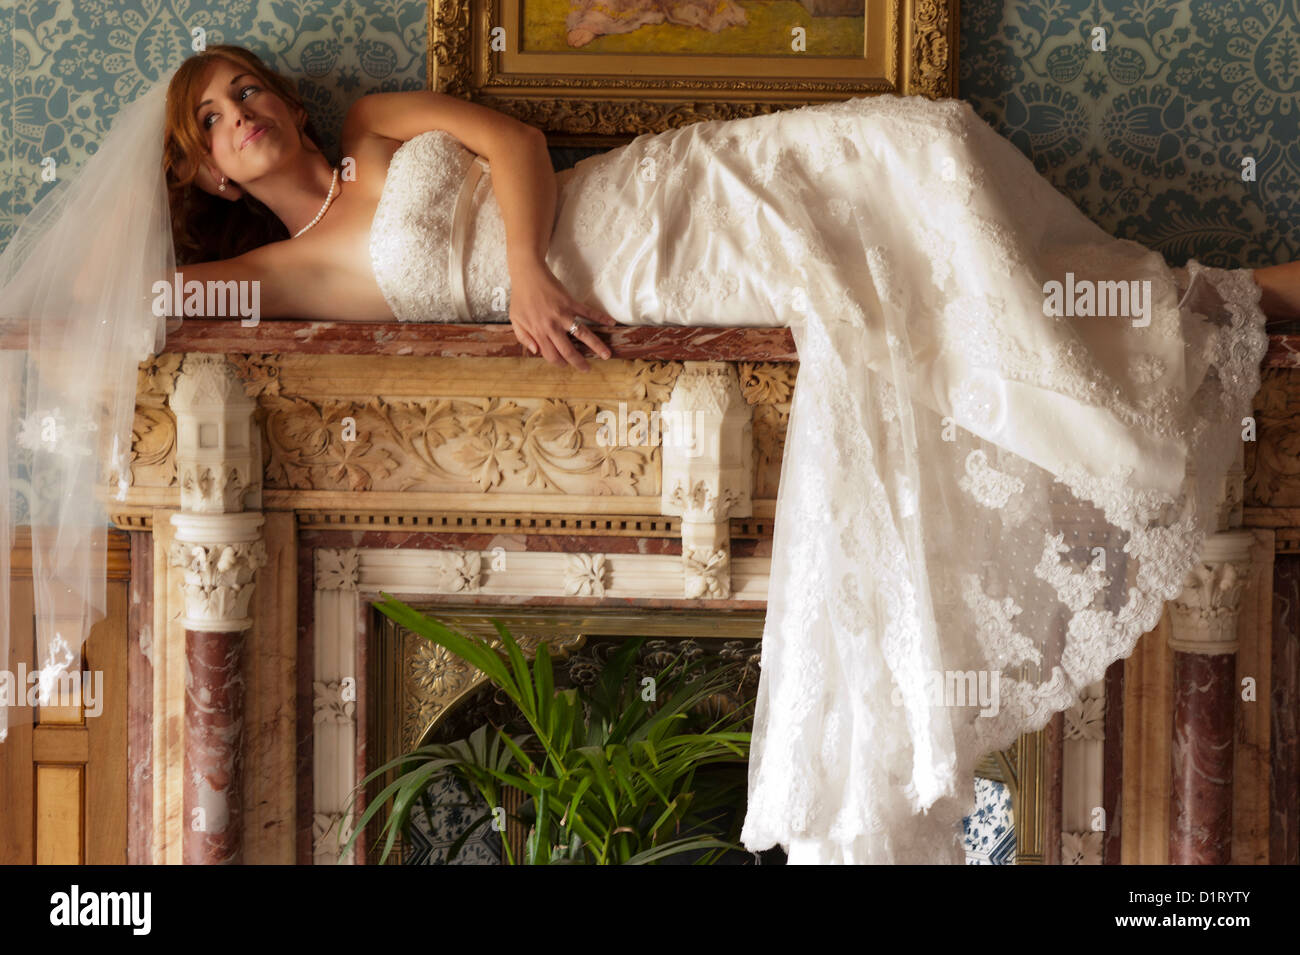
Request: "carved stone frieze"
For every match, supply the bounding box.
[1245,368,1300,507]
[258,394,659,495]
[739,363,796,500]
[116,355,793,521]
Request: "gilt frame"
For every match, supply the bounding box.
[426,0,959,143]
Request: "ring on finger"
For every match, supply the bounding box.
[567,318,581,336]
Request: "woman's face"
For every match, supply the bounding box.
[193,59,302,197]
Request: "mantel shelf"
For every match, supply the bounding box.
[6,320,1300,366]
[159,320,801,361]
[157,322,1300,367]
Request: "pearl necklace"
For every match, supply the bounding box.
[293,166,340,238]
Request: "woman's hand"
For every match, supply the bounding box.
[508,258,615,372]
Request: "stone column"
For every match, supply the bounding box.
[660,363,752,599]
[165,355,264,864]
[1166,450,1251,865]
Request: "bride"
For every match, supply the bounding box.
[1,45,1292,864]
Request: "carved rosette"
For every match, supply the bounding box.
[564,553,607,597]
[313,679,357,727]
[168,512,267,631]
[1167,531,1254,655]
[315,548,360,592]
[684,547,729,599]
[1061,830,1103,866]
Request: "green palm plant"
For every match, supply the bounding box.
[338,595,756,865]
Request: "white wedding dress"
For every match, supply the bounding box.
[367,93,1269,864]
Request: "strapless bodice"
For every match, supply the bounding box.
[368,130,577,323]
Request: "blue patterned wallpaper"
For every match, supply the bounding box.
[3,1,1295,268]
[961,0,1296,268]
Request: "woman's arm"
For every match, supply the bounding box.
[1252,262,1300,327]
[343,92,616,369]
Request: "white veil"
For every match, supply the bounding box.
[0,67,181,740]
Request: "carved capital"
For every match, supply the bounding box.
[1167,530,1254,655]
[168,512,267,631]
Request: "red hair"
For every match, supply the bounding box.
[163,46,327,265]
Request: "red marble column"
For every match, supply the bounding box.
[184,629,248,865]
[1169,651,1236,865]
[1165,530,1253,866]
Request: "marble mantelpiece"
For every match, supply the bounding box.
[86,327,1300,864]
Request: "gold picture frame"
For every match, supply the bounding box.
[427,0,958,144]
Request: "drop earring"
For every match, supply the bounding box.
[219,176,227,193]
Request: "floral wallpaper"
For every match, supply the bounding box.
[4,0,1295,269]
[961,0,1297,268]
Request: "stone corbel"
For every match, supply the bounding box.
[660,363,753,599]
[169,353,261,513]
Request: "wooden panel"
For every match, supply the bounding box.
[35,765,83,864]
[4,529,130,866]
[85,578,129,864]
[32,727,89,763]
[1121,610,1173,864]
[0,580,35,864]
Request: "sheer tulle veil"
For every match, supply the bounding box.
[0,67,181,740]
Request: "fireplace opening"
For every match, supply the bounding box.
[364,605,786,865]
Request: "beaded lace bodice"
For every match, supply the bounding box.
[368,130,579,323]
